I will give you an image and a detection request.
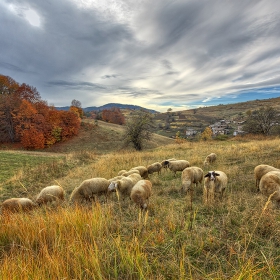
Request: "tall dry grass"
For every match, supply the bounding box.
[1,137,280,279]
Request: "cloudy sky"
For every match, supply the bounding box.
[1,0,280,112]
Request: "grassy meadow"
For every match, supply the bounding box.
[1,137,280,279]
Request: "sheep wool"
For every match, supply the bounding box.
[1,198,36,214]
[108,173,142,199]
[259,170,280,205]
[118,170,128,176]
[121,169,140,177]
[36,185,65,206]
[130,166,149,179]
[203,153,217,166]
[147,162,162,175]
[70,177,110,204]
[254,164,279,191]
[181,166,204,193]
[130,180,152,210]
[165,160,190,176]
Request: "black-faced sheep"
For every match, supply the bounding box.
[35,185,65,206]
[164,160,190,176]
[161,158,177,169]
[203,170,228,203]
[108,173,142,200]
[70,177,110,204]
[1,198,37,214]
[181,166,204,193]
[130,166,149,179]
[254,164,279,191]
[147,162,162,175]
[259,170,280,206]
[130,179,152,210]
[203,153,217,166]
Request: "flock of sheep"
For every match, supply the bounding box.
[1,152,280,214]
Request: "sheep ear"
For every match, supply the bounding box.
[214,173,220,176]
[164,160,169,164]
[204,173,210,178]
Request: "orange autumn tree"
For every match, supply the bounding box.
[70,106,84,118]
[13,100,45,149]
[0,74,81,149]
[101,107,125,125]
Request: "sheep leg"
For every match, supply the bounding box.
[190,188,193,210]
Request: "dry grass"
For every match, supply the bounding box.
[1,137,280,279]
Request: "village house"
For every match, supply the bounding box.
[185,128,197,137]
[210,120,231,135]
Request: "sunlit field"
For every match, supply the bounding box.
[1,137,280,279]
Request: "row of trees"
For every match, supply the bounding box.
[0,75,81,149]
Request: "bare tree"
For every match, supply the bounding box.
[243,106,279,135]
[71,99,82,108]
[123,110,155,150]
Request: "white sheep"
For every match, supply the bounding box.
[129,166,149,179]
[254,164,279,191]
[130,179,152,210]
[70,177,110,204]
[35,185,65,206]
[181,166,204,193]
[203,170,228,203]
[164,160,190,176]
[118,170,128,176]
[203,153,217,166]
[147,162,162,175]
[121,169,140,177]
[259,170,280,206]
[108,173,142,200]
[161,158,177,169]
[109,175,125,182]
[1,198,37,214]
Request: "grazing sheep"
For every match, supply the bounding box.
[108,173,142,200]
[130,180,152,210]
[70,177,110,204]
[254,164,279,191]
[165,160,190,176]
[121,169,140,177]
[109,175,125,182]
[203,153,217,166]
[203,170,228,203]
[1,198,37,214]
[118,170,128,176]
[259,171,280,206]
[130,166,149,179]
[35,185,65,206]
[181,167,204,193]
[147,162,162,175]
[161,158,177,169]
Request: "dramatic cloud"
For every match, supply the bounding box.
[1,0,280,112]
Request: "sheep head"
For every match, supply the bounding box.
[108,181,118,192]
[204,171,220,181]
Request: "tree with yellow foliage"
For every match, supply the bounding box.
[201,127,212,141]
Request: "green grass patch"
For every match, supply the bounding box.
[0,151,65,184]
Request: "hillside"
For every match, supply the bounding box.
[153,96,280,137]
[46,119,174,154]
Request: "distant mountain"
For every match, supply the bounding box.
[56,103,158,114]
